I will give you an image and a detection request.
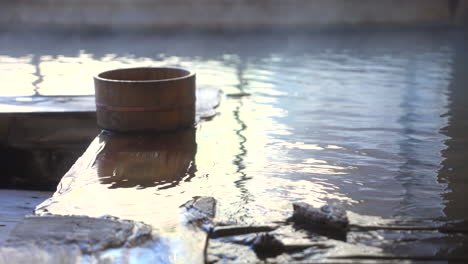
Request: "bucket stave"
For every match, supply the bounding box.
[94,67,195,132]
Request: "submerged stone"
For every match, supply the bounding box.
[251,233,284,259]
[292,202,349,230]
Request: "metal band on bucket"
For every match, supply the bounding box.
[95,102,194,112]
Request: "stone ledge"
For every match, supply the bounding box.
[0,190,52,246]
[0,0,458,30]
[0,111,98,190]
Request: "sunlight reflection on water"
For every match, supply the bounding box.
[2,30,467,257]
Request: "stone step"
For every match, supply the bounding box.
[0,190,52,245]
[0,87,222,263]
[0,87,222,190]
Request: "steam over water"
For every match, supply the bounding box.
[1,30,468,257]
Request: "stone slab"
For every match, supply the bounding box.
[27,128,217,262]
[0,86,221,190]
[0,87,221,117]
[0,196,217,263]
[0,111,99,190]
[0,190,52,245]
[0,215,154,264]
[1,112,98,148]
[4,215,152,251]
[0,96,95,114]
[0,87,222,262]
[0,197,216,264]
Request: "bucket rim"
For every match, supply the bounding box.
[94,66,195,83]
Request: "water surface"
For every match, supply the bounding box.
[1,30,467,259]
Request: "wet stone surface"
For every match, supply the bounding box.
[1,197,219,264]
[292,202,349,231]
[206,224,330,263]
[206,202,357,263]
[3,215,153,252]
[180,196,217,235]
[181,196,217,221]
[0,215,155,264]
[206,223,381,264]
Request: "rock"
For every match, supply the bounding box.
[251,233,284,259]
[292,202,349,230]
[0,215,155,264]
[206,239,258,264]
[179,196,217,264]
[180,196,216,227]
[0,190,52,245]
[3,215,153,253]
[196,87,222,120]
[181,196,216,218]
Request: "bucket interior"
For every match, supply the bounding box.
[97,67,191,81]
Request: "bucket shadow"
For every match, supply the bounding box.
[96,129,197,189]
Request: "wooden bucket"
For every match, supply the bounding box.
[94,67,195,132]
